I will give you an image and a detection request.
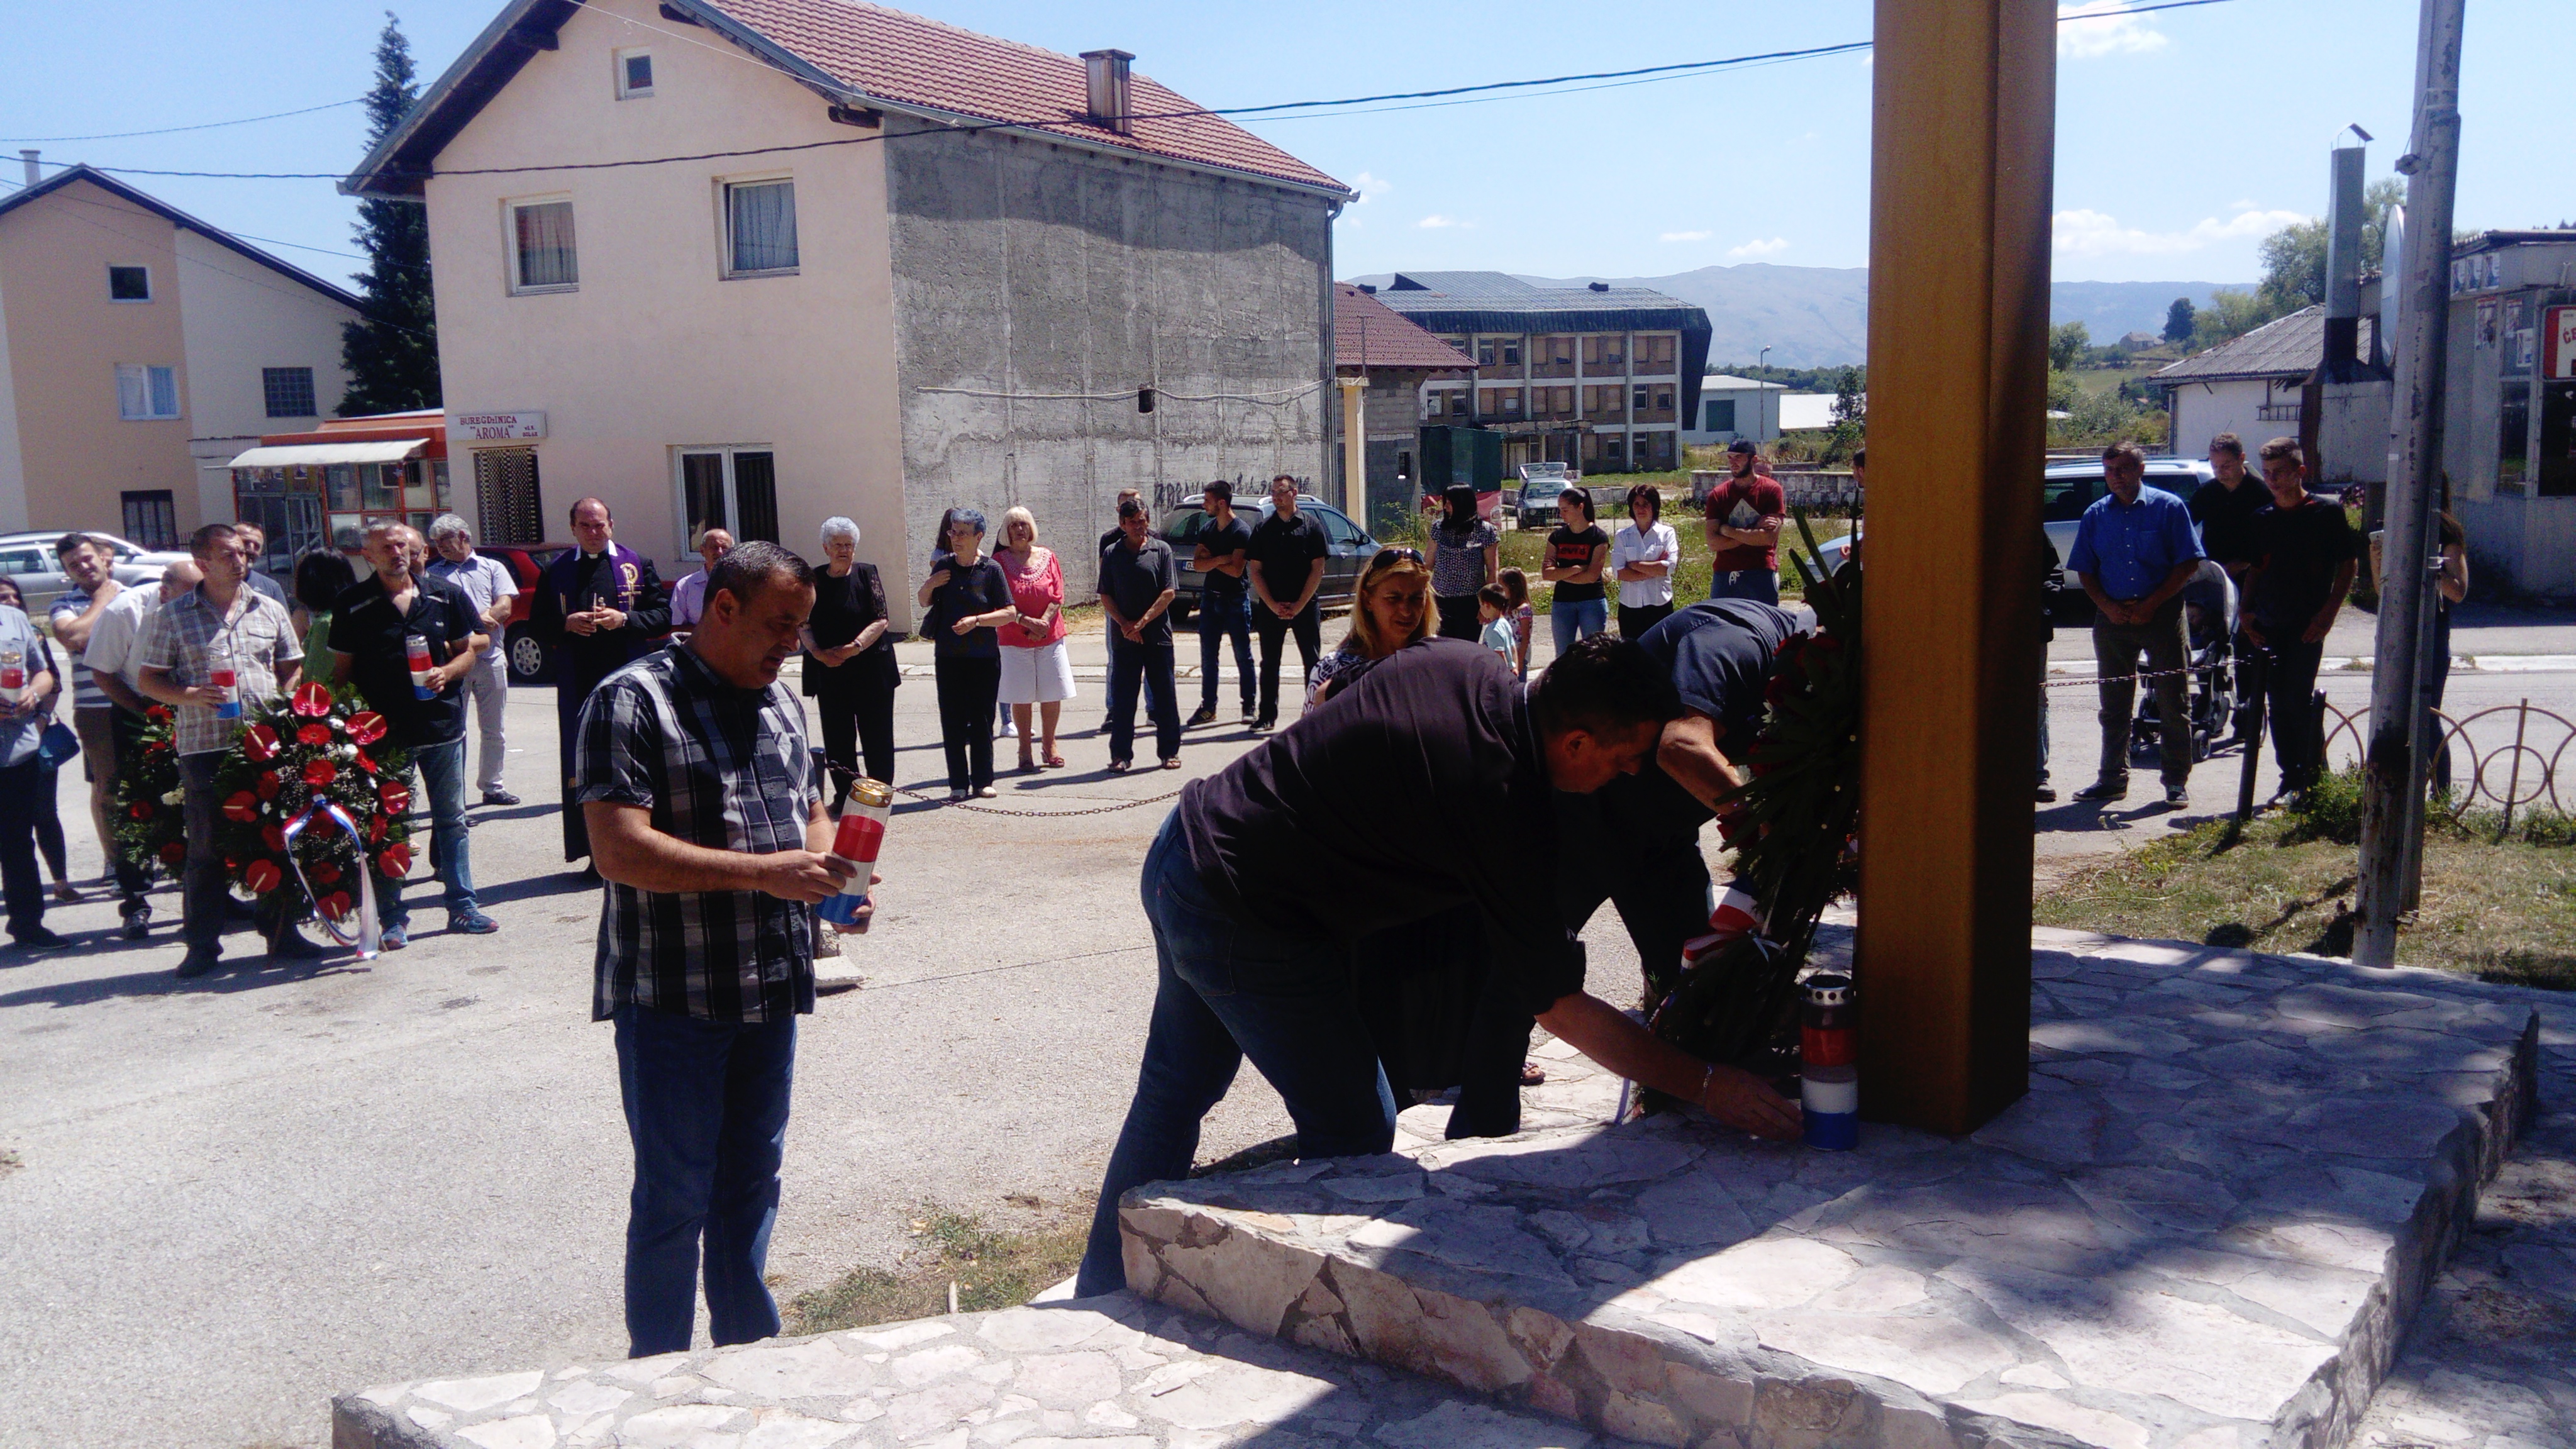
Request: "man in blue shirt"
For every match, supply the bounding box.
[2065,441,2205,806]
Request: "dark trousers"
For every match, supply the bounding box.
[1252,604,1321,725]
[613,1001,796,1357]
[2230,628,2263,741]
[1196,592,1255,714]
[2259,636,2328,794]
[1557,826,1719,1008]
[32,761,64,882]
[99,708,150,912]
[814,676,898,794]
[0,756,48,940]
[557,681,592,861]
[1433,594,1482,641]
[1618,602,1674,640]
[179,752,232,952]
[933,656,999,791]
[1108,633,1181,765]
[2091,598,2192,787]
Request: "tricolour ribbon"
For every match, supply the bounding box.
[278,800,381,959]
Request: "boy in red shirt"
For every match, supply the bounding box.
[1702,438,1785,604]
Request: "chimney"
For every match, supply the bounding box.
[1082,50,1135,135]
[2322,140,2367,379]
[19,150,38,187]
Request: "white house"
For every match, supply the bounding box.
[1680,375,1784,446]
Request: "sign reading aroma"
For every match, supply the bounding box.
[449,411,547,441]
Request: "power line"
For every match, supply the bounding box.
[21,0,2240,185]
[0,97,364,144]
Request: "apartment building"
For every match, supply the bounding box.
[0,164,360,548]
[1365,272,1712,474]
[345,0,1348,621]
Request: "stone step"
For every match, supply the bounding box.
[335,1291,1660,1448]
[1116,930,2551,1449]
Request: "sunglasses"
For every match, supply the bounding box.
[1372,547,1425,567]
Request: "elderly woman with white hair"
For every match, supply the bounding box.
[801,516,899,807]
[994,505,1073,770]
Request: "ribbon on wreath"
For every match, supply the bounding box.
[279,799,382,959]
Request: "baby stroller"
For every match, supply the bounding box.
[2131,560,2239,766]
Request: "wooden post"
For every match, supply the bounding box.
[1853,0,2055,1135]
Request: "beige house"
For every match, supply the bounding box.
[0,164,362,548]
[346,0,1350,623]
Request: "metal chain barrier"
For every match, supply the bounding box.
[2045,662,2206,689]
[888,782,1189,818]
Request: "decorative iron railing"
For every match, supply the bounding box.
[2318,697,2573,830]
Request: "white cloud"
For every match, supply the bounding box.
[1416,214,1473,230]
[2052,206,2311,257]
[2058,1,2170,59]
[1729,236,1790,258]
[1660,230,1713,243]
[1350,171,1392,203]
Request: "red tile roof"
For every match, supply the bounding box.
[717,0,1348,194]
[1336,284,1474,371]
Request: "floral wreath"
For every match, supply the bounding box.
[109,704,187,881]
[209,681,414,923]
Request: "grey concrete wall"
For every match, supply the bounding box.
[884,119,1336,602]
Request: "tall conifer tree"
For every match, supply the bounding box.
[337,13,439,415]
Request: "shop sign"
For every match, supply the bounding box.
[449,411,547,441]
[2546,306,2576,380]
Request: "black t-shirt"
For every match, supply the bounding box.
[2188,476,2269,569]
[1595,599,1803,843]
[805,562,896,689]
[1245,512,1328,614]
[330,572,477,747]
[1178,639,1583,1015]
[1548,524,1611,604]
[1097,536,1180,646]
[2245,496,2357,635]
[925,552,1011,659]
[1196,514,1253,599]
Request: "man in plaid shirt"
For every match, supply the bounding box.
[573,541,873,1357]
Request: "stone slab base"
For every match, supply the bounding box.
[1119,930,2550,1449]
[335,1293,1644,1448]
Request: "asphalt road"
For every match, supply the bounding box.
[1,604,2564,1447]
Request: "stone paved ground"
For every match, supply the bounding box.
[336,1296,1646,1449]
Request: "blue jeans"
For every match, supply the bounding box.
[1078,814,1397,1294]
[381,737,475,929]
[1549,596,1608,659]
[1107,633,1181,765]
[1707,568,1780,606]
[1197,592,1255,713]
[614,1001,797,1357]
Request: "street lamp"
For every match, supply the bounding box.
[1758,346,1771,375]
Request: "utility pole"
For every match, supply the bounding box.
[2356,0,2466,966]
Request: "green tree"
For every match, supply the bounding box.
[2163,296,2196,344]
[338,12,440,416]
[2191,287,2281,352]
[2255,178,2404,316]
[1823,366,1865,462]
[2047,320,2091,373]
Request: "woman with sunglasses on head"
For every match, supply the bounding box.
[1306,547,1435,706]
[1424,484,1499,642]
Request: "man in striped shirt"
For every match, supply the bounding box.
[573,540,872,1357]
[47,533,150,936]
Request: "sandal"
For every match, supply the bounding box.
[1108,760,1132,774]
[1043,753,1067,769]
[1160,758,1182,770]
[1520,1061,1548,1086]
[50,884,79,903]
[1018,756,1039,774]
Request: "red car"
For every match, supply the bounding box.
[482,541,574,684]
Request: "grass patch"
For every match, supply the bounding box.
[782,1192,1094,1335]
[2035,770,2576,988]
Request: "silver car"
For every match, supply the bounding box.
[0,531,192,620]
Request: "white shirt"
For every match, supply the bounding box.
[1611,520,1679,609]
[670,570,711,628]
[80,581,163,693]
[426,552,518,674]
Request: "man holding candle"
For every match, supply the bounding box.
[331,521,496,947]
[135,523,304,977]
[575,540,876,1357]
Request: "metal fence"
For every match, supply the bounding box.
[2318,697,2573,828]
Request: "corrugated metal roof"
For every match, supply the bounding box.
[2153,305,2379,384]
[1335,285,1474,371]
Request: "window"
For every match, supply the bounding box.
[1448,392,1468,418]
[678,448,780,547]
[616,48,655,98]
[1706,398,1737,432]
[1633,386,1651,411]
[108,265,151,302]
[1654,388,1674,413]
[1604,436,1626,462]
[1501,340,1522,367]
[724,180,799,276]
[1475,340,1497,369]
[116,364,180,420]
[474,448,546,545]
[1501,389,1523,416]
[510,199,579,292]
[262,367,318,419]
[122,491,177,551]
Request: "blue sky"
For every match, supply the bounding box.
[4,0,2570,291]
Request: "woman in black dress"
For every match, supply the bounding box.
[802,516,899,808]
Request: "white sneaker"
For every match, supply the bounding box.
[998,718,1018,738]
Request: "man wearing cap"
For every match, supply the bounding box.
[1702,439,1786,605]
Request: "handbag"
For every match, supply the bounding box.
[36,720,78,769]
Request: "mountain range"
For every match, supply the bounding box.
[1346,266,2247,369]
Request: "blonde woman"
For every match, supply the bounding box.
[1306,546,1435,706]
[994,506,1074,770]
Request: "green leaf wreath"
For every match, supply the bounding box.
[110,704,187,881]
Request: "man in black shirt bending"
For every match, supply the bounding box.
[1075,635,1800,1294]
